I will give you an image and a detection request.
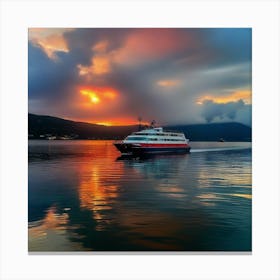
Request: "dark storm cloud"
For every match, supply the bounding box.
[28,28,252,125]
[28,42,78,100]
[63,28,132,66]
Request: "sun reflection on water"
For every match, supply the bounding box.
[76,148,124,231]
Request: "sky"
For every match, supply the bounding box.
[28,28,252,126]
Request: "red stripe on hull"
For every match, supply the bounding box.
[114,142,191,154]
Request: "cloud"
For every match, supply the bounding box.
[201,99,248,123]
[28,28,252,126]
[197,89,251,105]
[113,28,196,66]
[29,28,74,60]
[156,79,181,87]
[28,42,78,101]
[205,28,252,65]
[78,54,111,76]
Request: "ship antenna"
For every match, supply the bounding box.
[150,120,156,128]
[138,116,142,131]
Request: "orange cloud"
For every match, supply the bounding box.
[29,28,73,60]
[92,55,111,74]
[78,55,111,76]
[78,40,112,76]
[114,29,195,65]
[77,30,193,76]
[29,28,74,38]
[197,90,251,105]
[157,79,181,87]
[92,40,109,53]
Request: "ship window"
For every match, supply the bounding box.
[134,133,149,135]
[126,136,148,141]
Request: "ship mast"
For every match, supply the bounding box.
[138,116,142,131]
[150,120,156,128]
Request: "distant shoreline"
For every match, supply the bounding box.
[28,113,252,142]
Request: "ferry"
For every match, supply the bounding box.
[114,127,191,155]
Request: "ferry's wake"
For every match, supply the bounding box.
[191,147,250,153]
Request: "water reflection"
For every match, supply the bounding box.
[28,206,86,251]
[28,141,252,251]
[78,162,120,231]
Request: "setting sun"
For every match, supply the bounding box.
[79,87,118,106]
[80,89,101,104]
[90,95,100,104]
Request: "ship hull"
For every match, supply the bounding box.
[114,143,190,155]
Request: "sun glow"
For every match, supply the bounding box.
[91,96,100,104]
[96,122,113,126]
[80,89,100,104]
[80,87,118,105]
[75,117,150,127]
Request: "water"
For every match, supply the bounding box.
[28,140,252,252]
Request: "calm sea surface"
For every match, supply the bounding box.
[28,140,252,252]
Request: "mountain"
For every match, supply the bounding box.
[28,113,137,139]
[28,113,251,141]
[167,123,251,141]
